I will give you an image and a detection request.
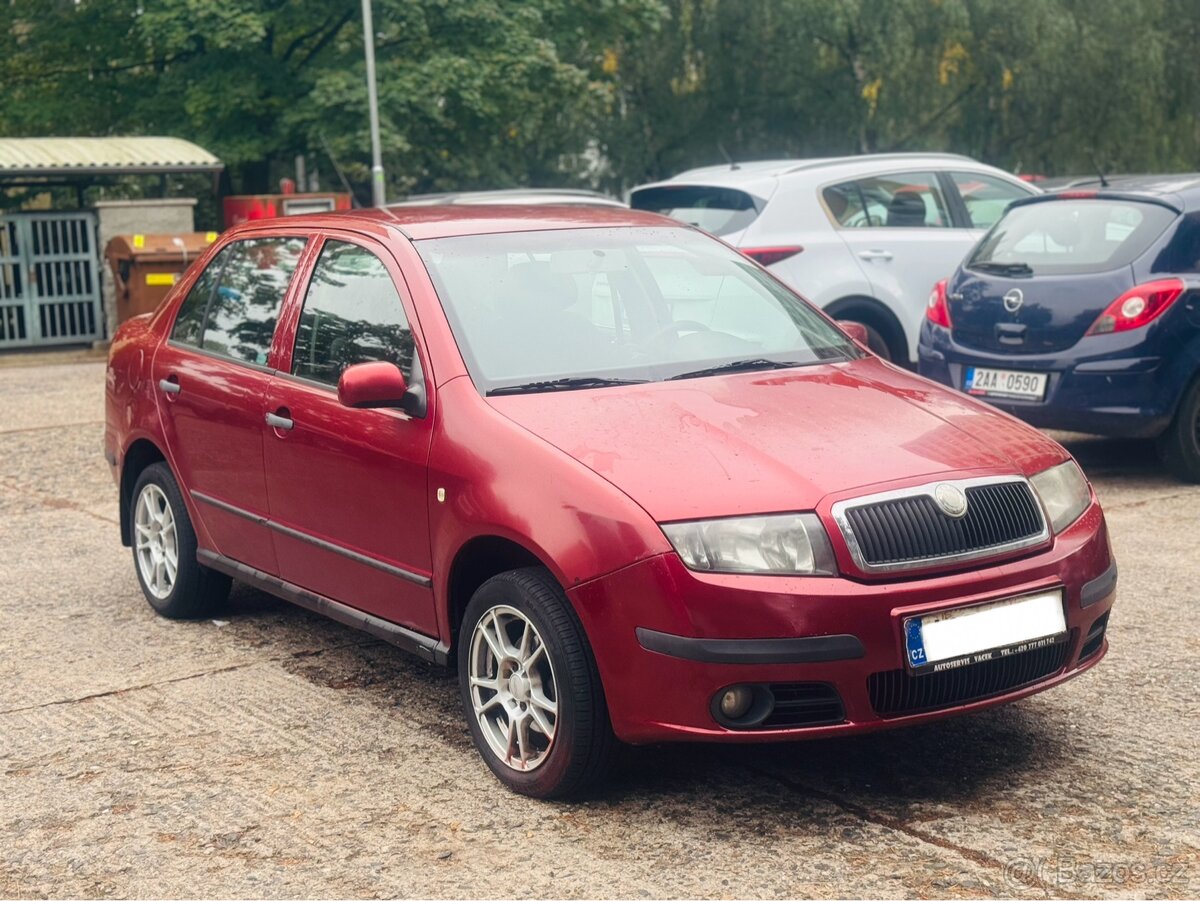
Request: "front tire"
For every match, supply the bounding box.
[130,463,231,618]
[458,567,614,798]
[1158,376,1200,482]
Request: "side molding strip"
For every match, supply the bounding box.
[636,627,865,665]
[191,490,432,588]
[198,549,449,665]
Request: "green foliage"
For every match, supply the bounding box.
[1,0,1198,199]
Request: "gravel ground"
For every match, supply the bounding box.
[0,359,1197,899]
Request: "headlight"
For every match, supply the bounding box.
[661,513,837,575]
[1030,460,1091,534]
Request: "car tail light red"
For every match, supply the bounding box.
[741,246,803,266]
[1085,278,1186,335]
[1057,190,1100,199]
[926,279,952,328]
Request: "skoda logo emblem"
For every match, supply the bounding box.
[934,483,969,518]
[1003,288,1024,313]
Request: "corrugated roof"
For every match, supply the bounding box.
[0,137,223,178]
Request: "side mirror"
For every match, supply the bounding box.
[337,361,410,409]
[836,320,870,349]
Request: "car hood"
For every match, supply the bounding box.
[487,357,1066,522]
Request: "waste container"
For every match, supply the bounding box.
[105,232,217,324]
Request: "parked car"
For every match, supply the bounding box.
[630,153,1038,363]
[105,204,1115,798]
[391,188,625,207]
[918,176,1200,481]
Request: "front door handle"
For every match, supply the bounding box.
[265,411,294,431]
[857,249,894,262]
[159,377,181,395]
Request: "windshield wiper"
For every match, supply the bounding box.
[667,358,799,381]
[487,376,649,396]
[970,261,1034,277]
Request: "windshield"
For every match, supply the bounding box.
[968,199,1177,275]
[415,226,858,395]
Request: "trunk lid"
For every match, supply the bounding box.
[950,268,1134,354]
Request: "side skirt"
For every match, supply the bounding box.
[198,549,450,666]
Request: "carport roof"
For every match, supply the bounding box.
[0,136,222,178]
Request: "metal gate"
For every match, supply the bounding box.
[0,211,103,348]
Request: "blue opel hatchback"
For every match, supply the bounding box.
[918,176,1200,481]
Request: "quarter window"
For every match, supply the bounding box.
[292,240,417,386]
[171,249,225,347]
[823,172,951,228]
[950,172,1032,229]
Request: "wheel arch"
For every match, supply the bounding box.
[444,534,553,654]
[119,438,168,546]
[823,294,910,364]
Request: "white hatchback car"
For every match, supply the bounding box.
[630,154,1038,363]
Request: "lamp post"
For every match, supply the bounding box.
[361,0,386,206]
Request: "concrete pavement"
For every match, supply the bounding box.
[1,359,1196,898]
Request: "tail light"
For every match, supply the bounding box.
[926,278,952,328]
[742,246,803,266]
[1085,278,1186,335]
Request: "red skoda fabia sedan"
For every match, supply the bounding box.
[105,206,1117,797]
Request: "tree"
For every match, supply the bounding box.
[0,0,667,197]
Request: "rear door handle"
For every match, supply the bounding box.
[265,411,294,431]
[857,250,894,262]
[158,378,181,395]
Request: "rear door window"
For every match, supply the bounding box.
[630,185,761,236]
[173,236,307,365]
[291,240,418,386]
[203,238,306,365]
[948,172,1032,229]
[823,172,951,228]
[969,199,1178,275]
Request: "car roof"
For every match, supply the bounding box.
[639,152,981,190]
[1044,174,1200,207]
[391,188,626,208]
[241,204,677,241]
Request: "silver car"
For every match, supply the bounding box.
[631,153,1038,363]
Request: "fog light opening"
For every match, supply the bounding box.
[719,686,754,720]
[710,684,775,729]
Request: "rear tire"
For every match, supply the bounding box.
[856,321,893,360]
[824,298,909,365]
[130,463,231,619]
[458,567,615,798]
[1158,376,1200,482]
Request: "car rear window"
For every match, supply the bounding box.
[968,199,1177,275]
[630,185,761,236]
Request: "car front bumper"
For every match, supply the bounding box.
[569,502,1114,744]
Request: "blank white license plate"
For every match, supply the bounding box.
[965,366,1047,400]
[903,590,1066,674]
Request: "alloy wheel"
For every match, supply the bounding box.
[468,604,559,771]
[134,483,178,599]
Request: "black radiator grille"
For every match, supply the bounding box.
[868,639,1070,717]
[843,481,1044,568]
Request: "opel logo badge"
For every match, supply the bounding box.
[934,483,969,518]
[1003,288,1024,313]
